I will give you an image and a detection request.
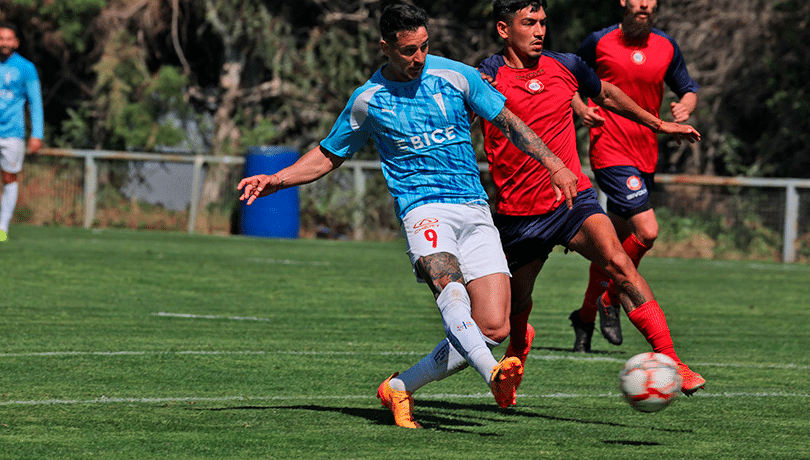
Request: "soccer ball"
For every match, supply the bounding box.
[619,352,682,413]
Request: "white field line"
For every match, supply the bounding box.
[1,349,808,371]
[0,391,807,407]
[247,258,330,266]
[148,312,810,372]
[648,257,810,272]
[152,312,276,322]
[1,351,807,407]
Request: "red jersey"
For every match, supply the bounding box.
[576,25,699,173]
[479,51,601,216]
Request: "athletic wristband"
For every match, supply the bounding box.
[655,119,663,132]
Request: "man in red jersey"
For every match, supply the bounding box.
[571,0,699,351]
[479,0,706,395]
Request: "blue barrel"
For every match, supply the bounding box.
[239,146,300,238]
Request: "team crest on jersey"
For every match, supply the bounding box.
[524,79,545,94]
[626,176,643,191]
[630,51,646,65]
[414,217,439,234]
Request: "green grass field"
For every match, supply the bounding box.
[1,225,808,459]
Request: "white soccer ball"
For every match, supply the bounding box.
[619,352,682,413]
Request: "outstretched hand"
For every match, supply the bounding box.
[658,121,701,145]
[549,166,578,210]
[237,174,282,205]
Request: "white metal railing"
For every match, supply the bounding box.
[36,148,809,263]
[653,174,810,264]
[40,147,245,234]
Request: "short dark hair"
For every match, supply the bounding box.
[379,4,428,44]
[0,21,19,37]
[493,0,548,23]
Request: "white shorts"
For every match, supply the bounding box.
[401,202,510,283]
[0,138,25,174]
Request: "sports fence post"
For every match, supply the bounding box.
[83,152,98,229]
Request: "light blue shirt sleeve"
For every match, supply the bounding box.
[23,61,43,139]
[320,82,380,159]
[428,56,506,122]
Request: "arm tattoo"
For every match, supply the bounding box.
[416,252,464,296]
[490,109,563,170]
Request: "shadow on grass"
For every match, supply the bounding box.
[201,403,499,434]
[535,346,628,355]
[602,440,663,446]
[418,400,691,434]
[199,400,691,435]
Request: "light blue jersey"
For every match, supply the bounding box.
[321,54,506,219]
[0,52,43,140]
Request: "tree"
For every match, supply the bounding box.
[655,0,809,178]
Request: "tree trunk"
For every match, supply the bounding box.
[200,59,243,210]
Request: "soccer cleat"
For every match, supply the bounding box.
[377,373,422,428]
[504,323,534,393]
[490,356,524,408]
[505,322,535,366]
[569,310,594,353]
[597,292,623,345]
[677,363,706,396]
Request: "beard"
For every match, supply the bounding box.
[622,10,655,41]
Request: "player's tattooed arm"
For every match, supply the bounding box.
[416,252,465,297]
[490,108,564,171]
[490,107,579,209]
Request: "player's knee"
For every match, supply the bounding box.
[473,306,511,344]
[634,230,657,248]
[603,249,636,281]
[480,322,510,344]
[632,221,658,248]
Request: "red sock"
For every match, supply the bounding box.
[509,303,533,351]
[627,301,681,364]
[580,262,610,323]
[622,233,651,268]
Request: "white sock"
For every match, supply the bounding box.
[0,182,18,233]
[436,282,499,384]
[391,339,468,393]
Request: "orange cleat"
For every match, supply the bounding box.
[490,356,524,408]
[677,363,706,396]
[377,373,422,428]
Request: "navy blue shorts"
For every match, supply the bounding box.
[593,166,655,219]
[494,187,605,272]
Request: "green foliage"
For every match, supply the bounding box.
[10,0,105,53]
[716,0,810,178]
[299,171,359,239]
[54,107,94,148]
[90,31,189,150]
[545,0,619,51]
[240,7,381,150]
